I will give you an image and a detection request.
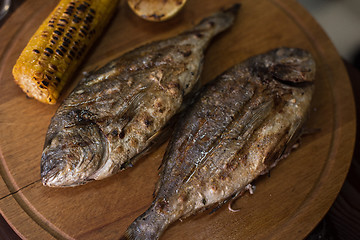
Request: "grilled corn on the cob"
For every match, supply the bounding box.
[13,0,119,104]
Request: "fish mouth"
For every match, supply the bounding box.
[41,164,89,187]
[40,145,96,187]
[41,122,109,187]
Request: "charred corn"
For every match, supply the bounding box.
[12,0,119,104]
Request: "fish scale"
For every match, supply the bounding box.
[123,47,316,240]
[41,4,241,187]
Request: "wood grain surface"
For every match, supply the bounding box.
[0,0,356,239]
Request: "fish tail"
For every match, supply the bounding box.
[184,3,241,41]
[121,228,156,240]
[122,222,162,240]
[122,207,168,240]
[199,3,241,33]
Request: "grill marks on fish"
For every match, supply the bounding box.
[160,79,273,192]
[41,4,241,187]
[123,47,316,240]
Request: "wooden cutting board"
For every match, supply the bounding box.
[0,0,356,239]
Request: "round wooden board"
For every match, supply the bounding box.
[0,0,356,239]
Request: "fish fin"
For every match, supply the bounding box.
[118,84,150,119]
[283,127,321,158]
[104,83,151,136]
[210,198,237,214]
[124,115,176,170]
[227,184,256,212]
[184,100,273,184]
[262,120,314,171]
[209,188,246,214]
[287,127,320,152]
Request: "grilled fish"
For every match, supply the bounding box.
[40,4,240,187]
[123,47,316,240]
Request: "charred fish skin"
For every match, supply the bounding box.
[40,4,241,187]
[123,48,316,240]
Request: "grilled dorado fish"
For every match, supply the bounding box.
[123,47,316,240]
[40,4,240,187]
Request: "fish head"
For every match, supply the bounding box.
[269,48,316,84]
[41,109,107,187]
